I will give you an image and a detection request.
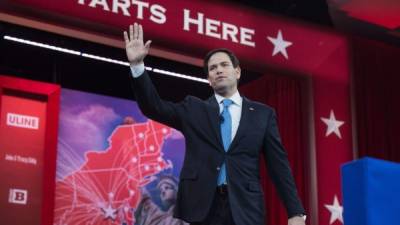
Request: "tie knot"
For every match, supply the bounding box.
[222,99,233,108]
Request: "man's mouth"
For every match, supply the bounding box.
[216,77,226,81]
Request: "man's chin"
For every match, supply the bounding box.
[214,85,228,92]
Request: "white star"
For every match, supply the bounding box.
[324,195,343,224]
[267,30,293,59]
[321,110,345,138]
[102,204,117,220]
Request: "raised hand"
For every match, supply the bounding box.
[123,23,152,65]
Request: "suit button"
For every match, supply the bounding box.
[216,167,220,171]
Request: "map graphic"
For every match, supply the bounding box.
[54,89,185,225]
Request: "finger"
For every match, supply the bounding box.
[123,31,129,44]
[138,24,143,42]
[129,24,134,41]
[144,40,152,51]
[133,23,138,40]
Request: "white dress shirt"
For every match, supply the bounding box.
[130,63,145,77]
[214,92,242,141]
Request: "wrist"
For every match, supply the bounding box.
[130,62,145,78]
[290,214,306,221]
[130,61,144,67]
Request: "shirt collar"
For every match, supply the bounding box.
[214,90,242,106]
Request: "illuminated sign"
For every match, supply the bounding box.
[7,113,39,130]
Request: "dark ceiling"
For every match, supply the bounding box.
[233,0,333,26]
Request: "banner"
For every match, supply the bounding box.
[0,93,46,224]
[2,0,347,75]
[0,75,60,225]
[55,88,187,225]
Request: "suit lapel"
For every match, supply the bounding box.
[206,96,224,151]
[228,97,251,151]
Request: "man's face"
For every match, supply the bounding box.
[159,183,175,204]
[207,52,241,93]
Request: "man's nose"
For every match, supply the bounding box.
[216,66,223,74]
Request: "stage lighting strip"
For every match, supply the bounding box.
[3,35,208,84]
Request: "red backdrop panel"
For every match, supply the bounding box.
[0,75,60,225]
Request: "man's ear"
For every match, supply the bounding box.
[235,67,241,80]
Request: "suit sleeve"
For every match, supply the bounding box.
[263,109,306,218]
[130,70,188,130]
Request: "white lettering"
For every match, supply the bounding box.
[205,18,221,39]
[5,154,16,161]
[78,1,255,47]
[4,154,37,165]
[240,27,255,47]
[183,9,255,47]
[78,0,167,24]
[222,22,238,43]
[16,155,37,165]
[183,9,204,34]
[150,4,166,24]
[132,0,149,19]
[112,0,130,16]
[88,0,110,11]
[7,113,39,130]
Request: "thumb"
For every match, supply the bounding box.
[144,40,152,51]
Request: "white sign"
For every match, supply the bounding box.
[7,113,39,130]
[9,189,28,205]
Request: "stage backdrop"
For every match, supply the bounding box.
[54,88,186,225]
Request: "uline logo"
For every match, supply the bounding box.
[7,113,39,130]
[9,189,28,205]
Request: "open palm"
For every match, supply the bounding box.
[124,23,152,65]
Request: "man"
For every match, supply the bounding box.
[124,23,306,225]
[135,175,188,225]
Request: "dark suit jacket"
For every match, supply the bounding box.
[132,71,305,225]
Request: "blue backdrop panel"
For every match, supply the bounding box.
[341,157,400,225]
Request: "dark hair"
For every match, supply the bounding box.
[203,48,240,76]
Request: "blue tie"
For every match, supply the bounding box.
[217,99,233,185]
